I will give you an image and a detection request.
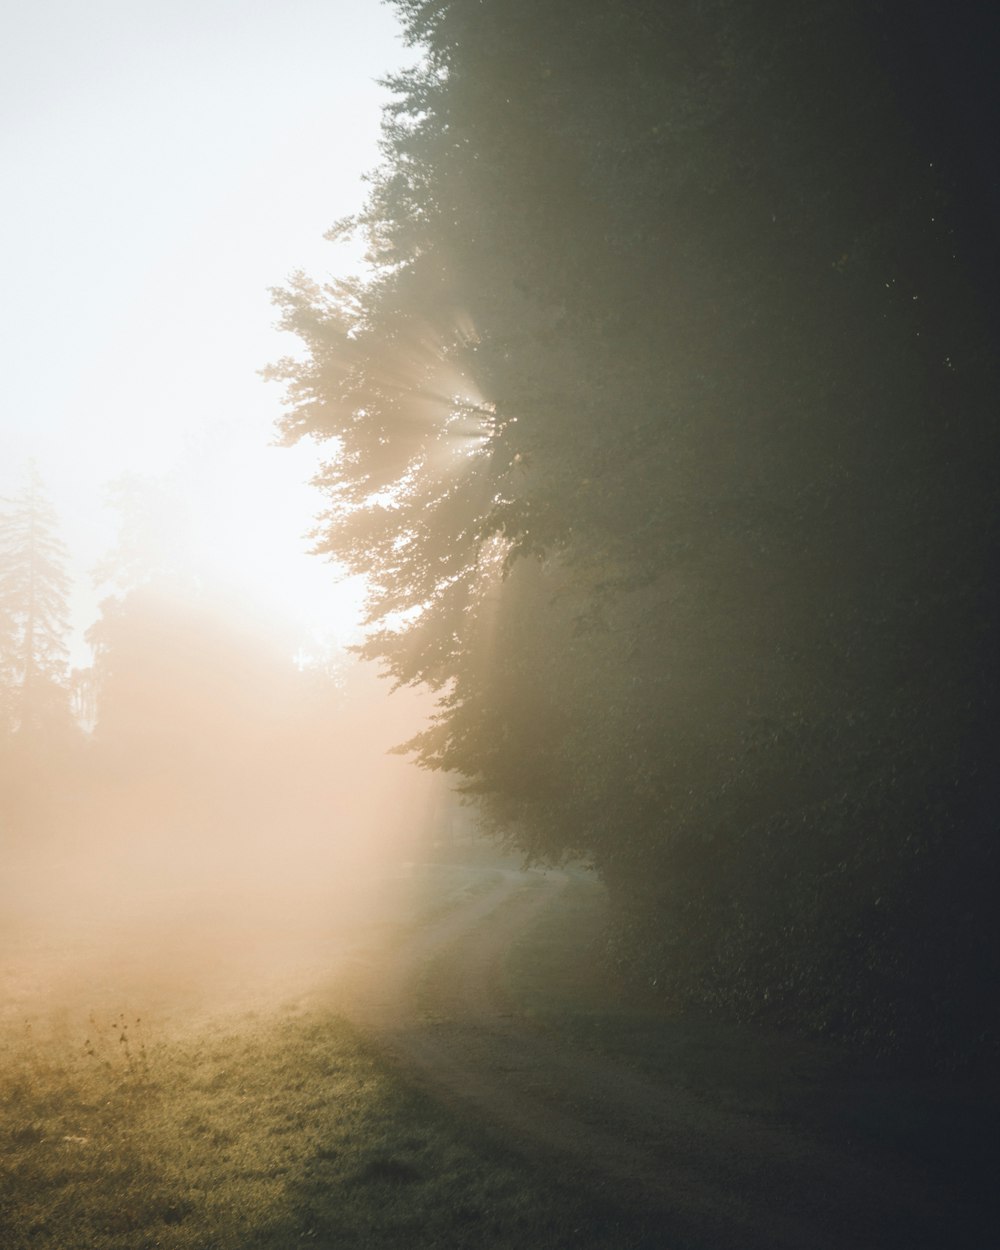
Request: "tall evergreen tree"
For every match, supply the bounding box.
[271,0,999,1064]
[0,464,73,739]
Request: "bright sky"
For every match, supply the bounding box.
[1,0,409,664]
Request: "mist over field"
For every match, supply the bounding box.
[1,579,444,1036]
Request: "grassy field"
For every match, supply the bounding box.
[2,1006,663,1249]
[0,860,656,1250]
[6,855,993,1248]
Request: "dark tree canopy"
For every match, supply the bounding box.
[270,0,1000,1066]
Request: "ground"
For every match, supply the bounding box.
[340,858,996,1249]
[1,850,995,1247]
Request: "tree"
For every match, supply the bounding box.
[0,465,81,846]
[269,0,1000,1064]
[0,464,74,740]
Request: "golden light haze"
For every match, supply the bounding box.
[2,638,447,1035]
[1,0,408,660]
[1,3,457,1053]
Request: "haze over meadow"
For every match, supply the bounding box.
[1,0,441,1014]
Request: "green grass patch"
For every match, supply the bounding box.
[1,997,654,1249]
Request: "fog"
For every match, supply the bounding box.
[0,581,449,1040]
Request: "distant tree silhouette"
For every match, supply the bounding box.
[0,464,74,741]
[0,465,83,847]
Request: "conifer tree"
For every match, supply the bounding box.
[272,0,1000,1062]
[0,465,73,739]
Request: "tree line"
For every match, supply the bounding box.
[0,467,421,870]
[268,0,1000,1066]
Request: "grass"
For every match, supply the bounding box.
[0,861,658,1250]
[1,1004,664,1249]
[8,854,992,1247]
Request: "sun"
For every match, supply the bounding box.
[189,432,368,654]
[77,422,365,663]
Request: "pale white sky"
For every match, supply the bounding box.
[1,0,409,662]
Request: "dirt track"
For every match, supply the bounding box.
[339,866,962,1250]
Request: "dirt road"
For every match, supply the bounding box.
[339,865,965,1250]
